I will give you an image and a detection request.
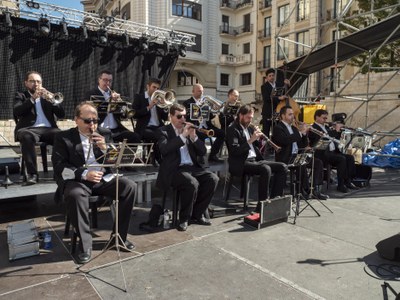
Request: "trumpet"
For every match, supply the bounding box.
[38,88,63,104]
[200,95,224,113]
[249,123,281,153]
[183,122,214,137]
[151,89,176,111]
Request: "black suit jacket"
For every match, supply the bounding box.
[272,121,308,164]
[182,97,217,128]
[13,90,65,141]
[308,123,341,153]
[83,87,129,131]
[51,127,112,203]
[155,124,206,191]
[261,82,280,119]
[226,120,263,177]
[132,93,168,136]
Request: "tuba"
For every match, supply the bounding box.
[200,95,224,113]
[151,89,176,111]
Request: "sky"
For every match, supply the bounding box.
[41,0,84,11]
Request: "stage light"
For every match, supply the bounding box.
[139,37,148,52]
[178,44,186,57]
[104,16,115,24]
[60,19,68,37]
[81,25,88,39]
[26,1,40,9]
[122,31,130,46]
[38,16,51,36]
[97,27,108,44]
[4,9,12,28]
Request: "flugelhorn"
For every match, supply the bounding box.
[249,123,281,153]
[200,95,224,113]
[39,88,63,104]
[151,89,176,110]
[183,122,214,137]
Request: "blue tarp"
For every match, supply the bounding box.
[363,138,400,168]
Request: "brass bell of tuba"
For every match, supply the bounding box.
[151,89,176,110]
[200,95,224,113]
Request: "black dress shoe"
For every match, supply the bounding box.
[177,221,188,231]
[312,191,329,200]
[77,248,92,264]
[192,216,212,226]
[345,182,359,190]
[208,155,222,162]
[26,174,38,185]
[337,185,349,193]
[122,239,136,251]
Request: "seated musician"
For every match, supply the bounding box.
[272,106,328,200]
[219,88,240,132]
[83,69,141,144]
[308,109,357,193]
[226,104,288,208]
[156,103,219,231]
[52,102,136,264]
[183,84,225,162]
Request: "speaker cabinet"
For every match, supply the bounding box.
[376,234,400,261]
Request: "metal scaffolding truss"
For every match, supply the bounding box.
[0,0,195,46]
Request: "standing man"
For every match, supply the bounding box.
[84,69,140,144]
[52,102,136,264]
[13,71,65,185]
[226,104,288,206]
[272,106,328,200]
[183,84,225,162]
[261,68,290,138]
[308,109,357,193]
[132,78,169,165]
[156,103,219,231]
[219,88,240,132]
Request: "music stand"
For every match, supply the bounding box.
[80,140,153,292]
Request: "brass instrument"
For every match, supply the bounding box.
[249,123,281,153]
[108,89,136,119]
[308,126,341,145]
[223,100,241,116]
[39,88,63,104]
[200,95,224,113]
[183,122,214,137]
[151,89,176,111]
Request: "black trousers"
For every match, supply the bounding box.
[196,125,225,157]
[17,126,60,175]
[243,160,287,200]
[289,155,324,191]
[141,126,162,162]
[315,150,355,186]
[110,127,141,144]
[171,165,219,222]
[64,177,136,252]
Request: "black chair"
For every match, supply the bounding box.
[20,142,49,179]
[224,173,252,210]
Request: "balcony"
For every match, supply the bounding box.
[220,0,253,10]
[220,54,252,66]
[219,24,254,36]
[257,29,271,39]
[259,0,272,10]
[257,60,271,71]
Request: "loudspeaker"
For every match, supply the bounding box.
[375,234,400,261]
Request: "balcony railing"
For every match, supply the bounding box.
[219,24,254,36]
[220,54,252,65]
[220,0,253,10]
[259,0,272,10]
[257,60,271,70]
[257,29,271,39]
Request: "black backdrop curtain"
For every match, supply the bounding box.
[0,16,178,119]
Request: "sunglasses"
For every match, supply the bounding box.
[176,114,186,119]
[80,117,100,124]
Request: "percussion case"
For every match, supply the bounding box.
[352,164,372,187]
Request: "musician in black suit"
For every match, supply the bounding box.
[308,109,357,193]
[83,69,140,144]
[219,88,240,132]
[272,106,328,200]
[13,71,65,185]
[183,84,225,162]
[132,77,168,164]
[52,102,136,264]
[261,68,290,138]
[156,103,219,231]
[226,104,287,205]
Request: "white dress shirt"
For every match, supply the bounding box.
[282,121,299,154]
[172,124,196,166]
[316,123,335,151]
[98,87,118,130]
[146,91,160,127]
[240,124,257,160]
[31,96,52,128]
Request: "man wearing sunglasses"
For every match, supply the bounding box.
[84,69,140,144]
[52,102,136,264]
[156,103,219,231]
[13,71,65,185]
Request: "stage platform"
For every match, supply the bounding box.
[0,167,399,299]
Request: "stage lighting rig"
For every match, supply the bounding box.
[139,36,148,52]
[4,8,12,28]
[26,1,40,9]
[38,16,51,36]
[122,31,130,46]
[97,26,108,45]
[60,18,68,37]
[81,25,88,39]
[178,44,186,57]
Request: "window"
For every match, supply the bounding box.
[278,4,290,27]
[263,46,271,68]
[172,0,202,21]
[263,17,271,37]
[296,0,309,21]
[120,3,130,20]
[240,73,252,85]
[296,31,309,56]
[222,43,229,55]
[243,42,250,54]
[243,13,251,32]
[222,15,229,33]
[177,71,199,87]
[277,36,288,60]
[184,33,202,53]
[220,73,229,86]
